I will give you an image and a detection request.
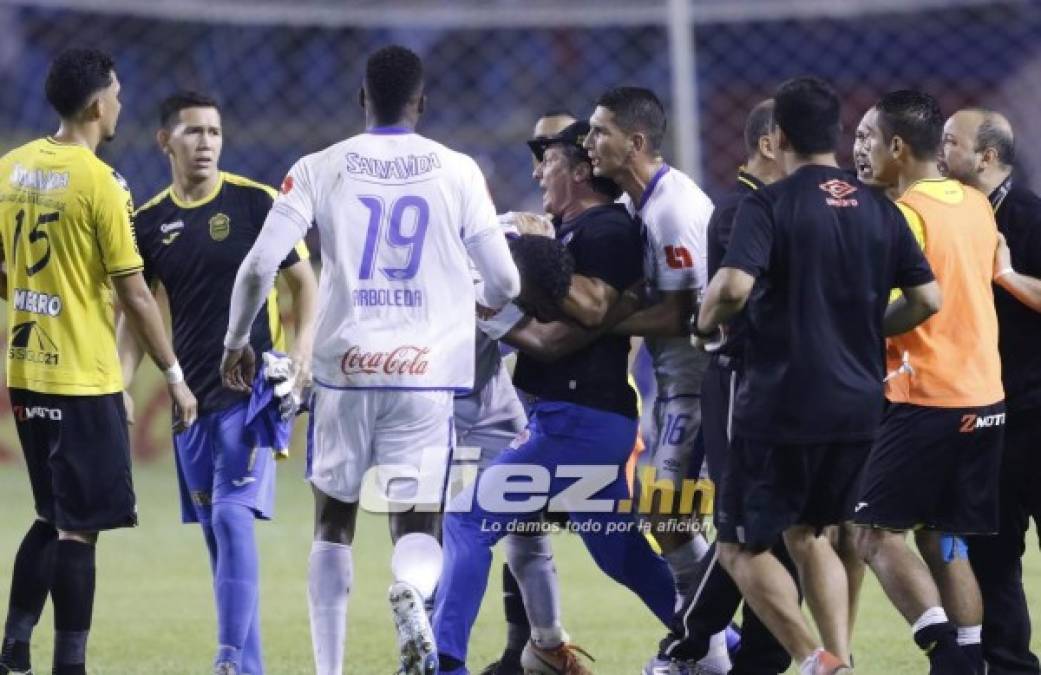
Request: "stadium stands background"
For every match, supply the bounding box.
[0,0,1039,461]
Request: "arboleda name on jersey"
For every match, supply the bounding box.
[351,288,424,307]
[344,152,441,181]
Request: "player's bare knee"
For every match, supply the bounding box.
[717,541,743,572]
[853,525,894,563]
[390,510,441,543]
[312,487,357,545]
[781,525,821,564]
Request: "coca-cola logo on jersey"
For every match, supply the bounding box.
[341,345,431,376]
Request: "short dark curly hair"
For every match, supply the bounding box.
[365,45,424,125]
[509,234,575,313]
[45,47,115,119]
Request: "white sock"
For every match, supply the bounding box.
[698,630,732,668]
[505,533,564,647]
[800,648,825,675]
[530,625,568,651]
[912,606,949,635]
[957,624,982,646]
[308,541,352,675]
[664,540,703,603]
[691,533,711,561]
[391,532,443,600]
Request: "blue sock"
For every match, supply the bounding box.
[199,516,218,574]
[242,599,263,674]
[211,502,259,669]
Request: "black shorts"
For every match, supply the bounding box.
[854,402,1004,535]
[700,355,740,486]
[10,388,137,532]
[715,435,870,552]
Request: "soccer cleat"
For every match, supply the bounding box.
[478,651,523,675]
[641,657,729,675]
[213,662,239,675]
[810,650,853,675]
[520,640,594,675]
[389,581,438,675]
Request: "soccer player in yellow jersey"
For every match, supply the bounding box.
[0,48,197,675]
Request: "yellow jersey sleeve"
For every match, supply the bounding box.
[896,202,926,250]
[889,202,927,303]
[92,167,143,277]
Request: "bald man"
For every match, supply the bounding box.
[944,108,1041,675]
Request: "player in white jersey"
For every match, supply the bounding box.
[220,46,519,675]
[585,87,732,674]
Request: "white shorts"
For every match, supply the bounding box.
[649,394,704,490]
[308,387,455,506]
[453,362,527,466]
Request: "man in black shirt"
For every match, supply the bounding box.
[116,91,317,675]
[656,99,796,675]
[693,77,940,674]
[434,121,675,675]
[944,107,1041,675]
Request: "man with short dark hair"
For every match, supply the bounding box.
[583,88,722,659]
[221,45,520,675]
[695,77,940,675]
[434,120,674,675]
[118,90,318,675]
[854,90,1005,675]
[0,48,197,675]
[944,107,1041,675]
[654,99,796,675]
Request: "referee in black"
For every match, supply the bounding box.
[656,99,796,674]
[943,107,1041,675]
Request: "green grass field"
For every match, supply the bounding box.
[1,454,1039,675]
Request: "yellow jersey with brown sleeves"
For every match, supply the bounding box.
[0,137,142,395]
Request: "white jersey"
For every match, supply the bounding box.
[276,129,501,390]
[623,164,715,397]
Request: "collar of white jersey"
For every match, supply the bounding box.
[636,163,670,212]
[367,125,413,135]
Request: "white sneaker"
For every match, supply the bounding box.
[642,656,730,675]
[389,581,438,675]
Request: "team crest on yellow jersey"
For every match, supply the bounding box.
[209,213,230,241]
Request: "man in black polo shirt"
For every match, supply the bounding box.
[693,77,940,675]
[654,99,796,675]
[434,121,675,675]
[944,107,1041,675]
